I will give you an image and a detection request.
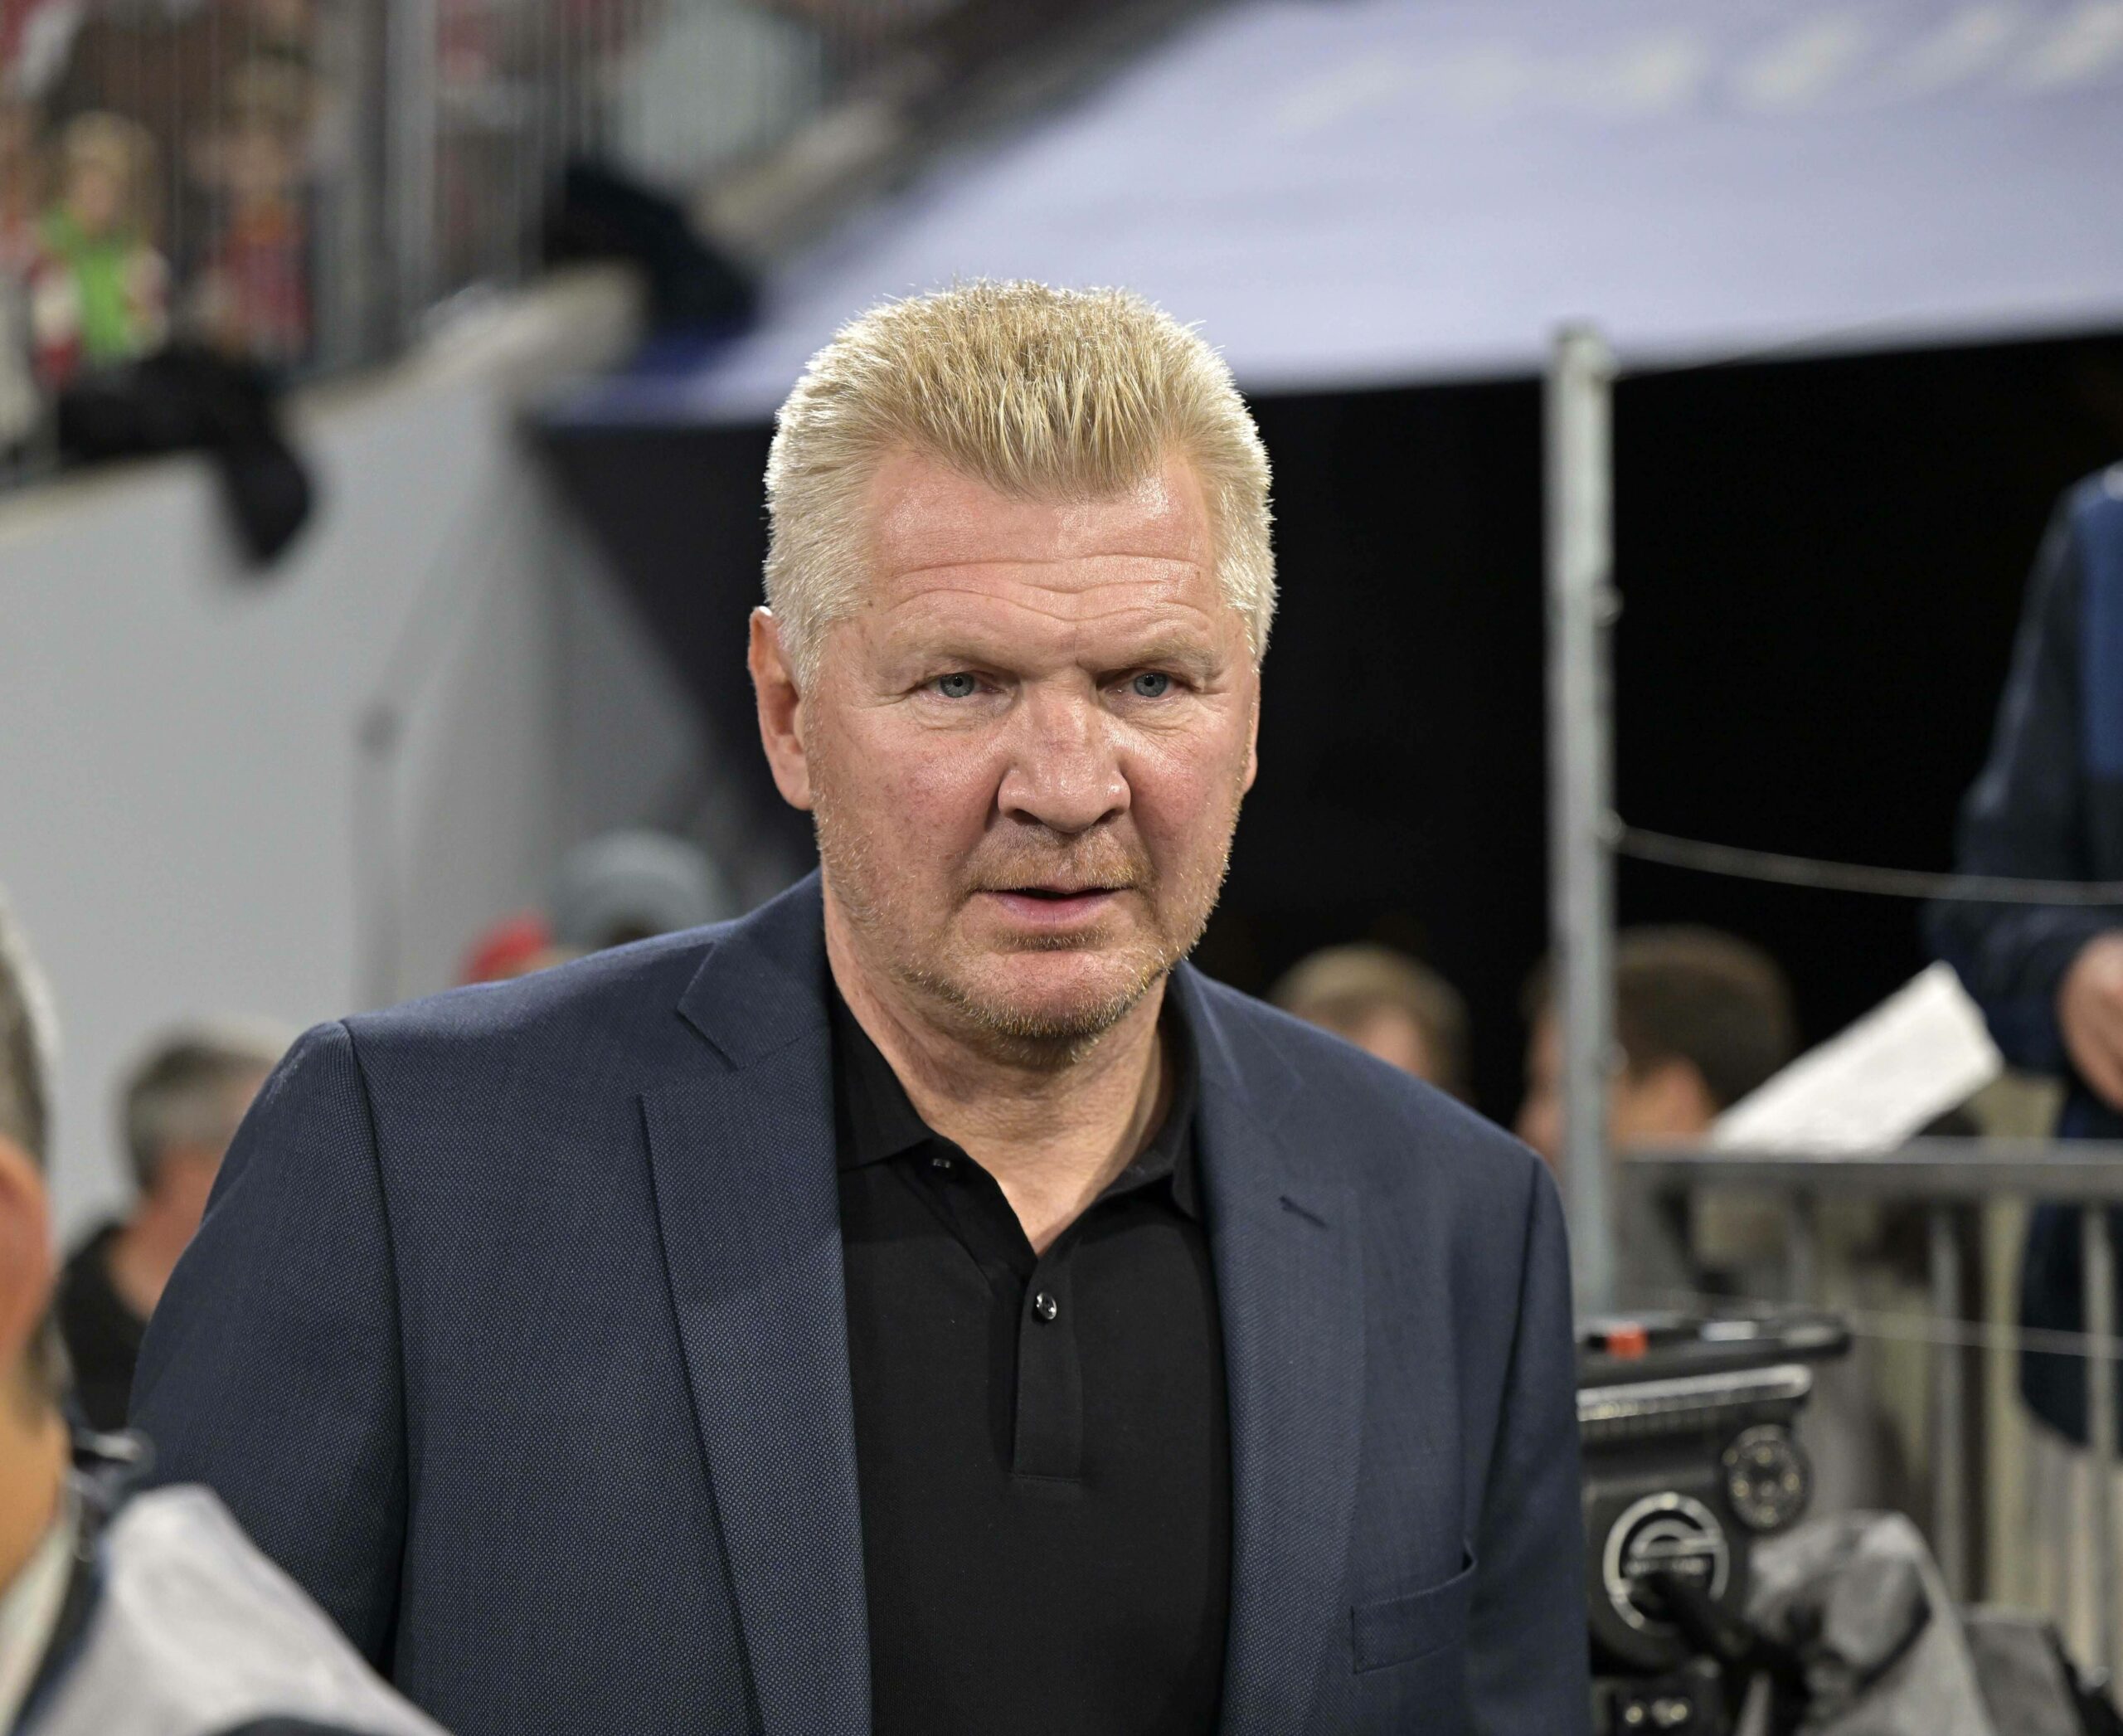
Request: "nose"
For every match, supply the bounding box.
[996,687,1129,837]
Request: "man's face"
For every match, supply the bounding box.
[1314,1007,1439,1085]
[155,1071,269,1236]
[762,450,1259,1045]
[1516,1009,1567,1172]
[1516,1006,1719,1176]
[66,158,125,236]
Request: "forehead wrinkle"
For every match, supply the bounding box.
[872,580,1223,643]
[880,551,1207,581]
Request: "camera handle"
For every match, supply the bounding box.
[1644,1569,1810,1735]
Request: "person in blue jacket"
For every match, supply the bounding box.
[1929,464,2123,1456]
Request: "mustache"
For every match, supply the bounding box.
[963,843,1152,894]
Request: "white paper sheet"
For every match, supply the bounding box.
[1711,962,2003,1155]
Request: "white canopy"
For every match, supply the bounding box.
[572,0,2123,424]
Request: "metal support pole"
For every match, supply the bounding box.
[1930,1205,1968,1600]
[2087,1208,2118,1675]
[1613,1168,1693,1311]
[1546,324,1618,1318]
[1785,1194,1819,1306]
[386,0,440,343]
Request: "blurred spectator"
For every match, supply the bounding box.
[547,829,736,951]
[0,93,42,448]
[0,93,39,260]
[1269,942,1470,1097]
[1517,925,1798,1175]
[186,58,315,371]
[0,887,445,1735]
[27,111,167,389]
[460,832,737,985]
[459,910,575,985]
[55,1022,283,1432]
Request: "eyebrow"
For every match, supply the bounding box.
[888,628,1222,678]
[1103,634,1220,675]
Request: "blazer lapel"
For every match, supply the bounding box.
[644,878,869,1736]
[1178,969,1367,1736]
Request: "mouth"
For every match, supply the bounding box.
[981,884,1129,925]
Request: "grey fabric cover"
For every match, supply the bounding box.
[1736,1511,1997,1736]
[30,1486,447,1736]
[1962,1609,2086,1736]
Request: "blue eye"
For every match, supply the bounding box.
[935,673,979,699]
[1130,672,1172,698]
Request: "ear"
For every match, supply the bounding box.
[0,1137,52,1379]
[749,608,814,812]
[158,1141,227,1205]
[1241,686,1261,795]
[1622,1058,1722,1142]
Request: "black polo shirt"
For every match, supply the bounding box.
[831,988,1232,1736]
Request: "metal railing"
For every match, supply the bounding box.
[1618,1142,2123,1673]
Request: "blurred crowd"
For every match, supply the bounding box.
[1,0,333,458]
[1271,921,1797,1196]
[0,0,685,474]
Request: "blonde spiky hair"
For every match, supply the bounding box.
[763,280,1275,680]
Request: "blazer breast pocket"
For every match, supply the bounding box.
[1350,1549,1477,1674]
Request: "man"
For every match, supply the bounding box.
[1926,464,2123,1660]
[137,282,1588,1734]
[55,1025,280,1431]
[1270,942,1472,1097]
[0,887,444,1736]
[1517,925,1796,1175]
[1519,926,1800,1291]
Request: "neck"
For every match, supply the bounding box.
[105,1191,199,1321]
[0,1395,66,1601]
[826,911,1170,1254]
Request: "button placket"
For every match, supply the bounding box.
[1011,1251,1082,1480]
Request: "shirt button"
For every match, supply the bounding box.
[1032,1291,1059,1323]
[930,1154,954,1173]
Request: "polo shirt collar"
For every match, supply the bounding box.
[827,976,1202,1220]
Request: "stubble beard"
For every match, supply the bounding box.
[813,776,1244,1062]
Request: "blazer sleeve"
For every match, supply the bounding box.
[1926,494,2117,1074]
[130,1020,408,1670]
[1465,1162,1592,1734]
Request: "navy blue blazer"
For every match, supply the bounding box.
[133,875,1589,1735]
